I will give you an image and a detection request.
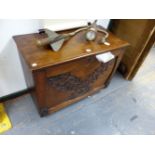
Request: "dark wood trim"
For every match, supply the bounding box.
[0,88,32,102]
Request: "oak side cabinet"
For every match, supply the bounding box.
[13,28,129,117]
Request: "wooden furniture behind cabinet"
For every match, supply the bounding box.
[109,19,155,80]
[14,28,129,117]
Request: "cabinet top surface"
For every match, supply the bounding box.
[13,28,129,71]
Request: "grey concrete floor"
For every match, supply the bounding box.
[4,48,155,135]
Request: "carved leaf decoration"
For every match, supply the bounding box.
[48,60,113,99]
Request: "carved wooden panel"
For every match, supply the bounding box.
[47,60,114,100]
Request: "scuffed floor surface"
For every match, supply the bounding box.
[4,48,155,135]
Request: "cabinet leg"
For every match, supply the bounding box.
[40,108,48,117]
[104,80,110,88]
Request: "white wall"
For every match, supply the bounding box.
[0,19,110,97]
[97,19,110,28]
[0,20,43,97]
[42,19,110,31]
